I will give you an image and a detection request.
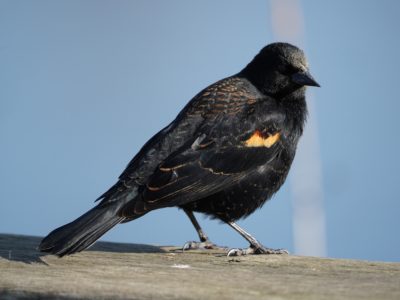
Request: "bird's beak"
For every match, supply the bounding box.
[292,70,320,87]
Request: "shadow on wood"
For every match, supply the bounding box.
[1,233,400,300]
[0,233,165,264]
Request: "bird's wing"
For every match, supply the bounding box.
[119,100,286,217]
[96,76,262,206]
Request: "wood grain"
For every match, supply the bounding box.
[1,233,399,300]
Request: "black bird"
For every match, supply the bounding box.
[39,42,320,257]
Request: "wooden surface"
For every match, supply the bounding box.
[1,233,399,300]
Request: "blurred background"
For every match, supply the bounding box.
[1,0,399,262]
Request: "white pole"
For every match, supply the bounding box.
[269,0,327,256]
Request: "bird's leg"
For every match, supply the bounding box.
[225,221,288,257]
[184,209,209,242]
[182,209,222,251]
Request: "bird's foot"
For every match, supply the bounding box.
[227,245,289,257]
[182,240,224,251]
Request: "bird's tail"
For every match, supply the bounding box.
[39,204,125,257]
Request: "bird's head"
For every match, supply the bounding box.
[241,42,320,98]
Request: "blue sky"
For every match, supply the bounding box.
[1,0,399,262]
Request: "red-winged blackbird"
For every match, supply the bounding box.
[39,42,319,257]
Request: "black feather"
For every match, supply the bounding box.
[40,42,319,255]
[39,204,125,256]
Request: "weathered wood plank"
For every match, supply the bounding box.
[0,233,399,300]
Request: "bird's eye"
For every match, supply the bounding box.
[279,62,298,75]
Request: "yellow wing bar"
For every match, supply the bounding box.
[245,131,280,148]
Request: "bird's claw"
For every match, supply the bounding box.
[227,246,289,257]
[182,241,196,251]
[253,246,289,255]
[227,248,249,257]
[182,240,216,251]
